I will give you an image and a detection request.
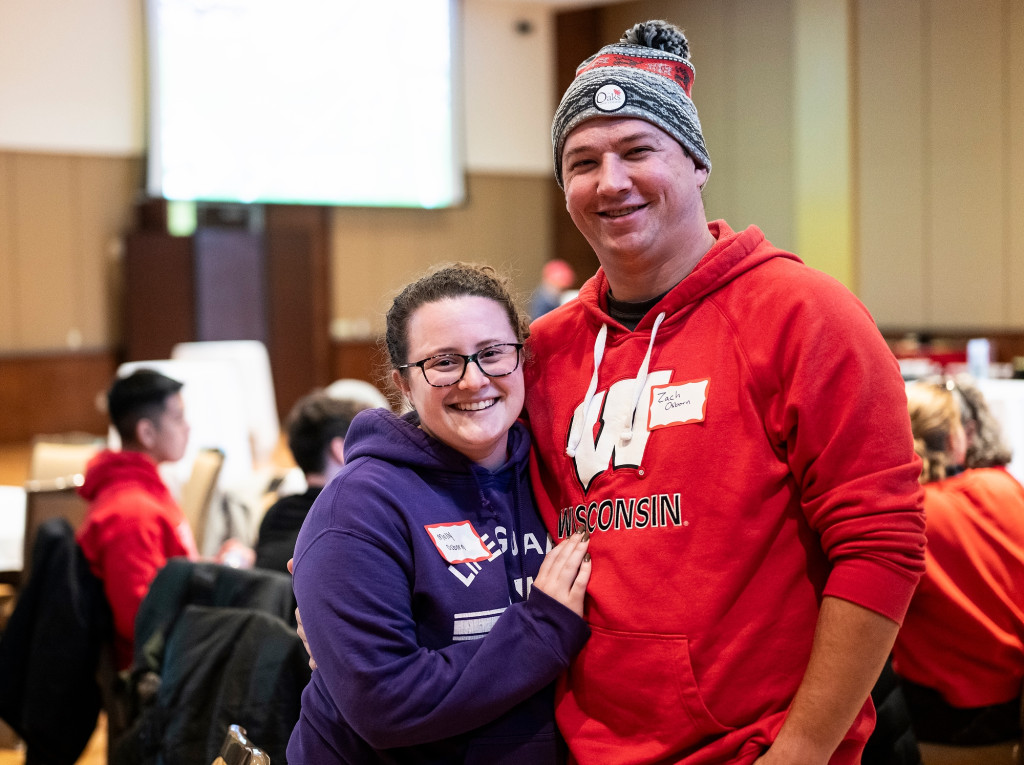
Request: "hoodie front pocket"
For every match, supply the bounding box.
[564,625,731,754]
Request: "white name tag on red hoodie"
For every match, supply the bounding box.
[425,521,492,564]
[648,379,709,430]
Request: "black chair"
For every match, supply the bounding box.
[112,559,309,765]
[0,517,113,765]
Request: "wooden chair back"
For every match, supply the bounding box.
[28,438,103,482]
[21,476,89,583]
[180,447,224,555]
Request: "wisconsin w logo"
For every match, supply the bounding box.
[568,369,673,492]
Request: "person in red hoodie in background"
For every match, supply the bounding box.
[77,369,201,671]
[894,378,1024,747]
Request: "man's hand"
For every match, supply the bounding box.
[752,597,899,765]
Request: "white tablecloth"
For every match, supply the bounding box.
[0,485,26,573]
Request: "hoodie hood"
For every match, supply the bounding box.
[343,407,532,480]
[78,449,173,503]
[553,221,802,457]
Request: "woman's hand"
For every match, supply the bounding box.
[288,557,317,671]
[530,529,591,617]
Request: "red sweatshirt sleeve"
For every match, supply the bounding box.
[753,264,926,624]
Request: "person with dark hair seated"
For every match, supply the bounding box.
[77,369,201,673]
[254,391,371,572]
[77,368,252,672]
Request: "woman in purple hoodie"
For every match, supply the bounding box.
[287,263,592,764]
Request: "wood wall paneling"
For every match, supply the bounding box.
[730,0,796,252]
[551,9,602,285]
[265,204,331,419]
[193,227,267,344]
[0,350,115,442]
[73,155,142,347]
[0,151,140,353]
[0,154,14,348]
[1009,0,1024,326]
[123,231,196,361]
[330,174,554,337]
[330,339,389,392]
[11,154,77,349]
[793,0,852,287]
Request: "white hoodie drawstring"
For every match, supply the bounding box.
[565,312,666,455]
[620,312,665,443]
[566,324,607,458]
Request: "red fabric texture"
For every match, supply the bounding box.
[893,467,1024,708]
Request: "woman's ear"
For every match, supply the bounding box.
[392,369,411,400]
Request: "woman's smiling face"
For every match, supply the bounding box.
[393,295,525,470]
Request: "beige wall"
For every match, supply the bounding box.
[329,174,553,339]
[600,0,851,284]
[1,0,1023,357]
[0,0,558,355]
[600,0,801,261]
[0,157,552,352]
[0,151,141,351]
[598,0,851,284]
[856,0,1024,330]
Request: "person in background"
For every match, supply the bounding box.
[893,379,1024,747]
[272,378,393,500]
[525,19,927,764]
[288,263,591,763]
[947,372,1015,469]
[529,258,577,321]
[77,369,200,671]
[78,369,254,671]
[254,390,370,572]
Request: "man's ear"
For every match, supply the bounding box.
[135,417,157,450]
[328,436,346,466]
[695,165,709,190]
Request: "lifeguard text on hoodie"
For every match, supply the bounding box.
[525,220,927,765]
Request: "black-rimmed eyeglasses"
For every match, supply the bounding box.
[398,343,523,387]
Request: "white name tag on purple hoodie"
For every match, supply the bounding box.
[425,521,493,565]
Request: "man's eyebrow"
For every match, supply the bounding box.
[564,130,664,160]
[563,144,594,161]
[617,130,663,145]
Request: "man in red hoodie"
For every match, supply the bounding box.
[526,19,927,765]
[77,369,200,670]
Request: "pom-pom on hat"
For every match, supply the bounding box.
[551,20,711,188]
